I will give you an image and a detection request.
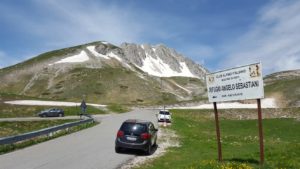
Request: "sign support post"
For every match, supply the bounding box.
[213,102,222,162]
[206,63,265,163]
[257,99,264,165]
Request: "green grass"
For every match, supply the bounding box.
[57,67,177,105]
[137,109,300,169]
[107,103,130,113]
[0,121,97,154]
[0,120,76,137]
[0,93,40,100]
[0,103,106,118]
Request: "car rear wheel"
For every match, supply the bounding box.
[58,113,63,117]
[145,144,152,155]
[115,146,121,153]
[153,138,157,147]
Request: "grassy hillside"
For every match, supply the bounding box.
[264,70,300,107]
[32,67,178,105]
[0,66,206,105]
[265,78,300,107]
[0,41,207,105]
[0,41,103,73]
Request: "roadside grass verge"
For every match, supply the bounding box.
[107,103,130,113]
[136,109,300,169]
[0,93,41,100]
[0,120,98,154]
[0,103,106,118]
[0,120,76,137]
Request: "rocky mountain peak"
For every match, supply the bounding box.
[120,42,207,79]
[2,41,208,79]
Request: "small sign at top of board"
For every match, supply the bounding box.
[206,63,264,103]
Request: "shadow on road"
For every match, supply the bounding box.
[116,144,158,156]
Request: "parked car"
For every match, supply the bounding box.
[157,110,171,123]
[38,108,64,117]
[115,119,158,155]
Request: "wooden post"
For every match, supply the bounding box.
[213,102,222,162]
[257,99,264,165]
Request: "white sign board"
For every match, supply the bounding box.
[206,63,264,102]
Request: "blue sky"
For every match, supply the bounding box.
[0,0,300,74]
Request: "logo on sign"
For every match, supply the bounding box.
[249,64,261,78]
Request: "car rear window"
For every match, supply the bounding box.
[120,122,147,135]
[159,111,170,115]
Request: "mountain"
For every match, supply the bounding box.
[0,41,208,105]
[264,69,300,107]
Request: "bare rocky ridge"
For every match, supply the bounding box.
[121,43,207,79]
[36,41,208,78]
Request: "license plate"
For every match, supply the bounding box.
[126,136,137,141]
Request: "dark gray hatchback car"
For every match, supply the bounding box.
[38,108,64,117]
[115,119,158,155]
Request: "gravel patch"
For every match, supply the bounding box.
[120,127,180,169]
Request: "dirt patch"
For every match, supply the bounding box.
[268,92,289,107]
[120,127,180,169]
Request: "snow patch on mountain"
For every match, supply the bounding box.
[87,46,110,59]
[152,47,156,52]
[179,62,196,78]
[46,42,206,79]
[87,46,122,62]
[108,52,122,61]
[49,51,89,65]
[135,52,197,78]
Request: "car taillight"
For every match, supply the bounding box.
[141,133,151,140]
[117,130,124,138]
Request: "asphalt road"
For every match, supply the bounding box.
[0,109,158,169]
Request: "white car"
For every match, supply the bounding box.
[157,110,171,123]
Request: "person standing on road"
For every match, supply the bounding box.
[80,100,87,115]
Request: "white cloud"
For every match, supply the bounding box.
[223,0,300,74]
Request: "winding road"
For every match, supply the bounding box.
[0,109,158,169]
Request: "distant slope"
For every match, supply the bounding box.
[264,69,300,107]
[0,41,207,105]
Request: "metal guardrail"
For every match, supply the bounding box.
[0,118,94,145]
